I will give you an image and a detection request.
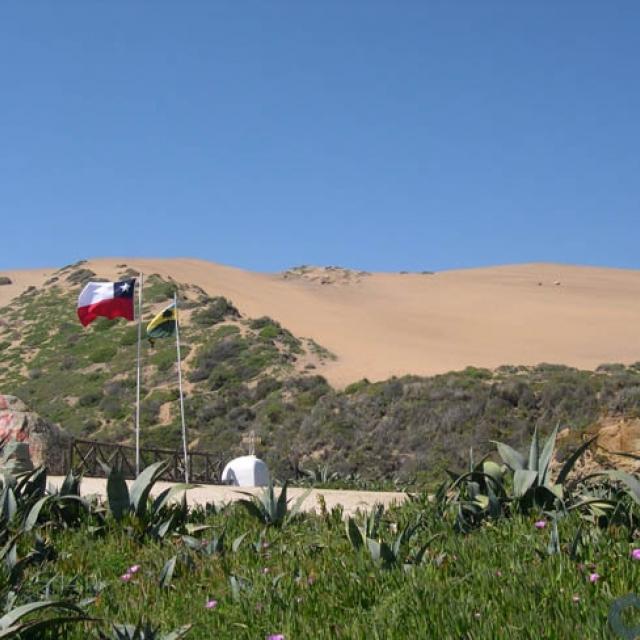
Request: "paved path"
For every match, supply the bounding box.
[48,476,408,517]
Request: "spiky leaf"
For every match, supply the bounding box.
[492,441,526,471]
[106,466,130,522]
[130,461,168,519]
[513,469,538,497]
[538,423,559,487]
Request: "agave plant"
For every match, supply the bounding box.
[300,464,339,486]
[441,450,507,532]
[346,508,436,569]
[0,600,91,638]
[492,424,597,512]
[236,481,310,527]
[24,470,98,532]
[102,461,191,539]
[98,621,192,639]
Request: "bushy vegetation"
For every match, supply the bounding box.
[2,433,640,638]
[4,263,640,488]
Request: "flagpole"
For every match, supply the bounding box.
[174,292,189,483]
[135,273,144,477]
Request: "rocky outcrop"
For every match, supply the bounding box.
[0,395,72,473]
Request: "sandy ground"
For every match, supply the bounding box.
[3,258,640,387]
[47,476,407,517]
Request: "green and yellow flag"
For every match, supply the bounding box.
[146,302,177,343]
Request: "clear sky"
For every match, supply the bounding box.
[1,1,639,272]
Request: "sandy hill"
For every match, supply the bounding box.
[2,259,640,387]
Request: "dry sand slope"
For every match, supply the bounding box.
[2,259,640,387]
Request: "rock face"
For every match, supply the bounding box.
[0,395,72,473]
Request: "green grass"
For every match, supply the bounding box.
[14,496,640,639]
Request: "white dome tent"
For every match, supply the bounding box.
[221,431,270,487]
[221,455,270,487]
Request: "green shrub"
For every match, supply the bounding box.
[89,345,117,363]
[345,379,371,395]
[192,297,239,326]
[120,326,139,346]
[92,317,119,332]
[100,395,127,420]
[65,268,97,285]
[259,323,281,340]
[151,348,176,373]
[78,391,103,407]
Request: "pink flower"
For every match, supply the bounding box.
[534,520,546,529]
[631,549,640,561]
[128,564,141,574]
[205,599,218,609]
[589,573,600,583]
[267,636,285,640]
[495,570,502,577]
[120,573,132,582]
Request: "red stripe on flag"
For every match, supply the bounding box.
[77,297,134,327]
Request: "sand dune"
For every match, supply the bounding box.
[2,258,640,387]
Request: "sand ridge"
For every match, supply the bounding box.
[2,258,640,387]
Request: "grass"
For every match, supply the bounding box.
[14,495,640,639]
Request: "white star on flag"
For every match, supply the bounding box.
[119,282,130,293]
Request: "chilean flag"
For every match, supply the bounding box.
[77,279,136,327]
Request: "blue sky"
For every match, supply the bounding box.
[1,1,639,272]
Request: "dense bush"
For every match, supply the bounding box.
[78,391,103,407]
[192,297,239,326]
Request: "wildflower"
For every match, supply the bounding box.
[307,574,316,586]
[589,573,600,583]
[262,567,270,575]
[572,595,580,603]
[495,570,502,577]
[474,612,481,619]
[128,564,141,574]
[267,635,285,640]
[120,573,132,582]
[534,520,546,529]
[205,599,218,609]
[631,549,640,561]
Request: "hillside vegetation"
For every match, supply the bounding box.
[2,261,640,483]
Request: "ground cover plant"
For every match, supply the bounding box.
[2,434,640,638]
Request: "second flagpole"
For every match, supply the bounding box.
[135,273,144,476]
[174,292,189,483]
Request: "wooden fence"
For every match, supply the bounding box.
[69,438,224,484]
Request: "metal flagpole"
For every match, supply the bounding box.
[174,292,189,483]
[135,273,144,477]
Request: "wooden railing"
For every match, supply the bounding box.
[69,438,224,484]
